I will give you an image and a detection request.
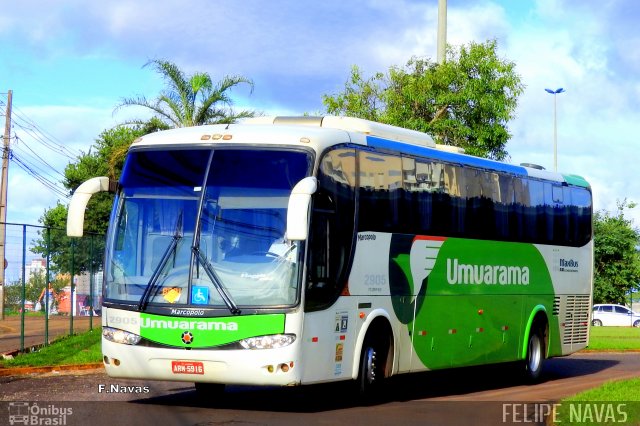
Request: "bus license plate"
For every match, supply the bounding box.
[171,361,204,375]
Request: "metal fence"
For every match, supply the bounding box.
[0,222,105,354]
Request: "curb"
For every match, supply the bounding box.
[0,363,104,377]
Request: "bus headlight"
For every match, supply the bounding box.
[103,327,142,345]
[239,334,296,349]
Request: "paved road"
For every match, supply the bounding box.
[0,315,97,354]
[1,351,638,425]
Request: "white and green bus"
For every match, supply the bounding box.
[67,116,593,394]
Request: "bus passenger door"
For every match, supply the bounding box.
[300,147,357,384]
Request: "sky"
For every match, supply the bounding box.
[1,0,639,231]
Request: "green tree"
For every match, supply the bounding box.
[323,40,524,160]
[116,59,256,128]
[3,281,24,311]
[26,270,47,305]
[593,200,640,305]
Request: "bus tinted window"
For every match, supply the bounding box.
[353,147,592,247]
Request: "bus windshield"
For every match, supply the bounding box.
[105,148,312,310]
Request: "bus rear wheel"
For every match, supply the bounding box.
[523,327,545,382]
[592,319,602,326]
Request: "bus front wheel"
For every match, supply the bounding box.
[357,332,389,396]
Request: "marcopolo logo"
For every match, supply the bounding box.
[141,317,238,331]
[446,258,530,286]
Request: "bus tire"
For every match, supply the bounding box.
[357,328,390,397]
[523,326,545,382]
[633,320,640,328]
[592,319,602,326]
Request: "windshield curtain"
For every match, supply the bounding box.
[106,148,312,309]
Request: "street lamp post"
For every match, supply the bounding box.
[545,87,565,172]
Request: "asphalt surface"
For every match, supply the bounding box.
[1,351,639,426]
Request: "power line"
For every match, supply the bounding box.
[11,152,69,198]
[12,140,67,190]
[10,103,81,154]
[8,136,70,198]
[13,135,66,179]
[10,107,79,159]
[0,95,76,200]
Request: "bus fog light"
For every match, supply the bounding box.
[280,363,290,372]
[103,327,141,345]
[240,334,296,349]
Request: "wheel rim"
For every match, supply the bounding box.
[593,320,602,326]
[528,334,541,373]
[364,346,377,385]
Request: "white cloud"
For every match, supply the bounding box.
[501,0,640,225]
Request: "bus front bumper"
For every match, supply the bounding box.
[101,337,302,386]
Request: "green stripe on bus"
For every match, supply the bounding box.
[139,313,286,348]
[563,174,590,188]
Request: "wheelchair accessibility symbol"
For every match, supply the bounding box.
[191,286,209,305]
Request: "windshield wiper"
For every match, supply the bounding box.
[138,212,183,311]
[192,247,241,315]
[187,149,240,315]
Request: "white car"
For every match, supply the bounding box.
[592,304,640,327]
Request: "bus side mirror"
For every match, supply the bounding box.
[67,176,112,237]
[286,177,318,241]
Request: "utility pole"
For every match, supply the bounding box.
[0,89,12,320]
[437,0,447,64]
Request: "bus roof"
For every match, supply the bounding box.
[247,116,590,189]
[130,116,590,189]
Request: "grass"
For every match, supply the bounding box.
[550,327,640,425]
[3,310,47,317]
[553,378,640,425]
[586,326,640,351]
[0,328,102,368]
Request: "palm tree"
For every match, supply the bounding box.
[115,59,255,128]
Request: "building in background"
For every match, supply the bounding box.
[20,258,46,281]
